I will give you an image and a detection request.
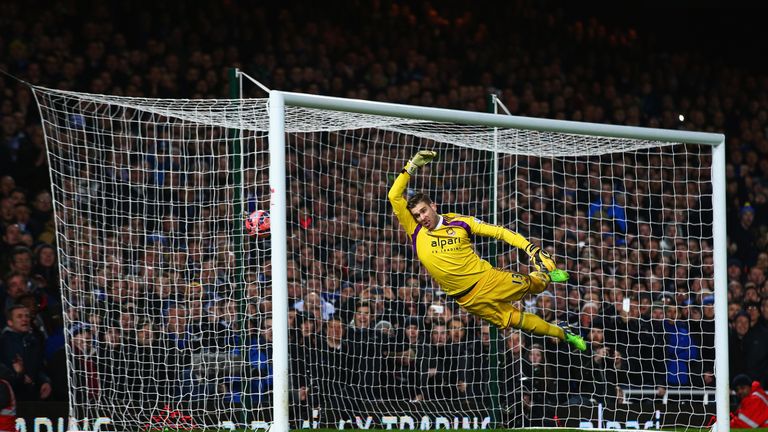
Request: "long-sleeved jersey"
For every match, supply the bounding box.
[388,171,533,296]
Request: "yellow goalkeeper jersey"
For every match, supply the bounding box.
[388,171,533,296]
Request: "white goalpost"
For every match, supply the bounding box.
[32,82,728,431]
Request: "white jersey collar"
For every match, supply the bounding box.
[433,215,445,230]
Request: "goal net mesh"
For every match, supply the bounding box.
[32,87,716,430]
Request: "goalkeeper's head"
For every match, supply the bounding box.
[407,192,439,230]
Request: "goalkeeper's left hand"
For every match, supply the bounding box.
[404,150,437,175]
[525,244,557,272]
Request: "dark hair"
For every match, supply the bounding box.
[406,192,432,210]
[732,373,752,388]
[15,293,38,307]
[355,301,372,312]
[5,303,28,318]
[4,271,26,284]
[10,187,28,199]
[11,246,32,260]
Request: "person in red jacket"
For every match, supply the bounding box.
[730,374,768,429]
[0,375,16,432]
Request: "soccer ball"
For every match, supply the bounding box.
[245,210,271,238]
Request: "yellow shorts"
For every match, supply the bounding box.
[454,268,549,329]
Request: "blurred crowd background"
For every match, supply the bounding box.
[1,0,767,428]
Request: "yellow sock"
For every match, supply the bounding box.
[514,311,565,340]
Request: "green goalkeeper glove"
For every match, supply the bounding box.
[549,269,569,283]
[524,244,557,272]
[404,150,437,175]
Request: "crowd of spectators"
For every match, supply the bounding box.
[1,0,767,428]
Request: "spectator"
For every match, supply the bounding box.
[95,327,128,402]
[577,344,629,407]
[0,305,51,401]
[393,278,423,327]
[729,300,744,322]
[0,363,16,432]
[27,191,53,241]
[730,203,759,266]
[747,267,767,290]
[727,259,744,284]
[289,313,322,418]
[578,301,601,334]
[502,330,530,414]
[534,290,556,323]
[345,302,381,400]
[462,323,491,401]
[689,295,716,387]
[0,199,14,236]
[1,273,30,323]
[133,318,166,398]
[741,308,768,387]
[11,205,31,237]
[378,338,421,404]
[399,317,423,358]
[418,322,461,400]
[604,297,653,386]
[746,301,762,328]
[0,177,15,200]
[293,291,335,321]
[730,312,752,378]
[69,324,98,402]
[662,304,699,386]
[588,182,627,234]
[524,343,556,426]
[248,317,273,405]
[0,224,24,261]
[32,244,59,297]
[314,318,348,424]
[165,303,191,350]
[759,298,768,331]
[15,293,47,341]
[0,116,27,181]
[7,246,33,279]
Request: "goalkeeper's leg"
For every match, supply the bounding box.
[455,269,586,351]
[508,308,587,352]
[515,271,587,350]
[508,308,563,339]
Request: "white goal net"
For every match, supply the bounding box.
[32,86,725,431]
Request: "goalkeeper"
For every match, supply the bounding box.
[388,150,586,352]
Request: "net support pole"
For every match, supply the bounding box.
[486,93,502,427]
[269,91,290,432]
[712,138,730,432]
[229,67,250,425]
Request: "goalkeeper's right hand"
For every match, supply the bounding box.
[525,244,557,272]
[404,150,437,175]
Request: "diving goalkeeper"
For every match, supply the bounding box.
[388,150,586,352]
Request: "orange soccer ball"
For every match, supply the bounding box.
[245,210,271,237]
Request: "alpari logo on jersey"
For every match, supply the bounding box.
[431,237,460,249]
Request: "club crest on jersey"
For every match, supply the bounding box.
[446,228,455,236]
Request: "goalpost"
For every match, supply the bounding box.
[32,83,727,431]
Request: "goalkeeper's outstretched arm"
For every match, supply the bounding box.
[387,150,437,234]
[468,220,557,272]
